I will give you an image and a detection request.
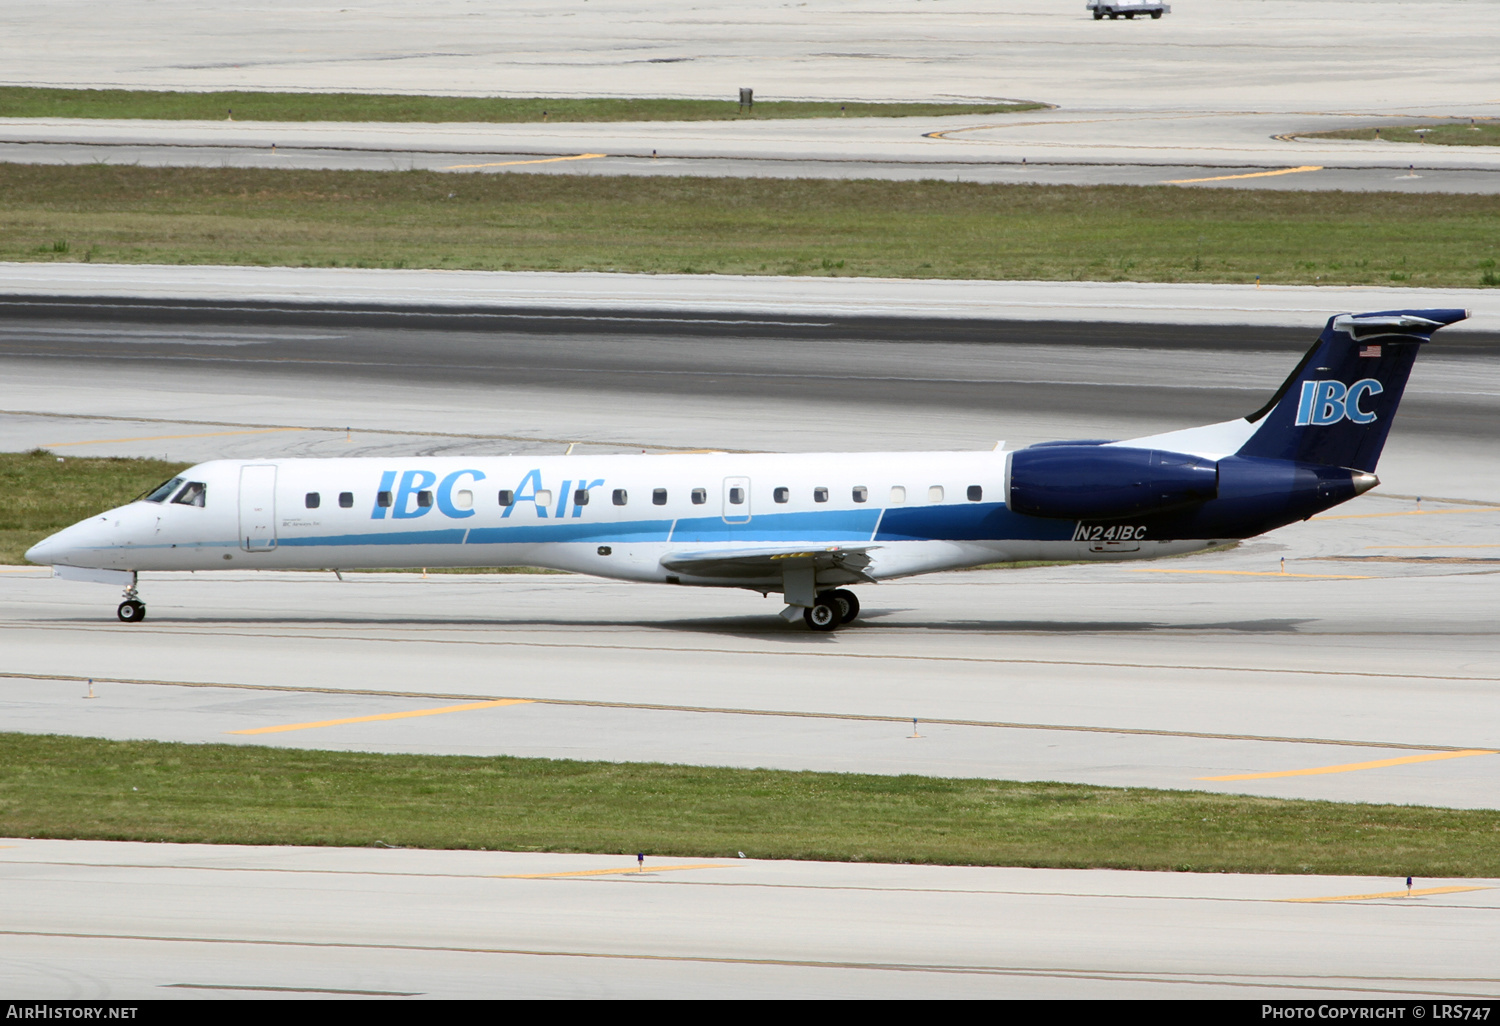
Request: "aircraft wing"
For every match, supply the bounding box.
[660,544,879,581]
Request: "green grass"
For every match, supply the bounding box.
[0,87,1044,123]
[5,164,1498,286]
[0,449,189,565]
[1297,122,1500,147]
[2,733,1496,875]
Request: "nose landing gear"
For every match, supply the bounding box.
[117,582,146,623]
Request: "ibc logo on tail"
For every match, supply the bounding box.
[1294,378,1383,426]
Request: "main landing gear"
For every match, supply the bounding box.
[803,589,860,632]
[117,582,146,623]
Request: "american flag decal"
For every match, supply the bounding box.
[1360,344,1382,358]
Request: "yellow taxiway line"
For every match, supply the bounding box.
[444,153,607,170]
[1199,749,1496,781]
[1127,568,1373,579]
[1285,886,1491,903]
[48,428,308,447]
[494,864,723,880]
[1164,166,1322,184]
[228,698,533,735]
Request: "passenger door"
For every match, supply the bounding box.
[238,465,278,551]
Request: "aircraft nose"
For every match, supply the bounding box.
[25,531,63,566]
[24,516,114,568]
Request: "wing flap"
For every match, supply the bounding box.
[660,544,878,580]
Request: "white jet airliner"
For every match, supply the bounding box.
[25,308,1468,630]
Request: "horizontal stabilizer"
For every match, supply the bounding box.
[1330,311,1463,340]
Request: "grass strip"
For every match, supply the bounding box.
[0,450,188,565]
[4,164,1498,287]
[0,87,1043,123]
[2,733,1497,875]
[1296,122,1500,147]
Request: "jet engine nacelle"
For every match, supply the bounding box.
[1007,445,1219,520]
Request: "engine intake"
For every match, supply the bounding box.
[1008,446,1218,520]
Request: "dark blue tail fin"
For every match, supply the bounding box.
[1236,308,1468,472]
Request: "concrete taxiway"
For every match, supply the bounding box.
[5,839,1496,999]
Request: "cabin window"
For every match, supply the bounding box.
[172,481,207,507]
[339,492,354,508]
[691,488,707,505]
[573,487,590,506]
[377,491,393,508]
[967,485,983,502]
[144,477,184,503]
[613,489,628,506]
[852,486,868,503]
[889,486,906,505]
[928,486,944,503]
[498,490,514,506]
[416,490,433,508]
[535,489,553,509]
[813,487,828,503]
[455,490,474,510]
[652,488,667,506]
[728,487,745,505]
[304,491,320,509]
[774,487,790,503]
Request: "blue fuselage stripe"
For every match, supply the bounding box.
[270,504,1075,548]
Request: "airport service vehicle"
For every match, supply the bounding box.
[27,308,1466,631]
[1088,1,1170,19]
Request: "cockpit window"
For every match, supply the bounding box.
[172,481,207,507]
[143,477,184,503]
